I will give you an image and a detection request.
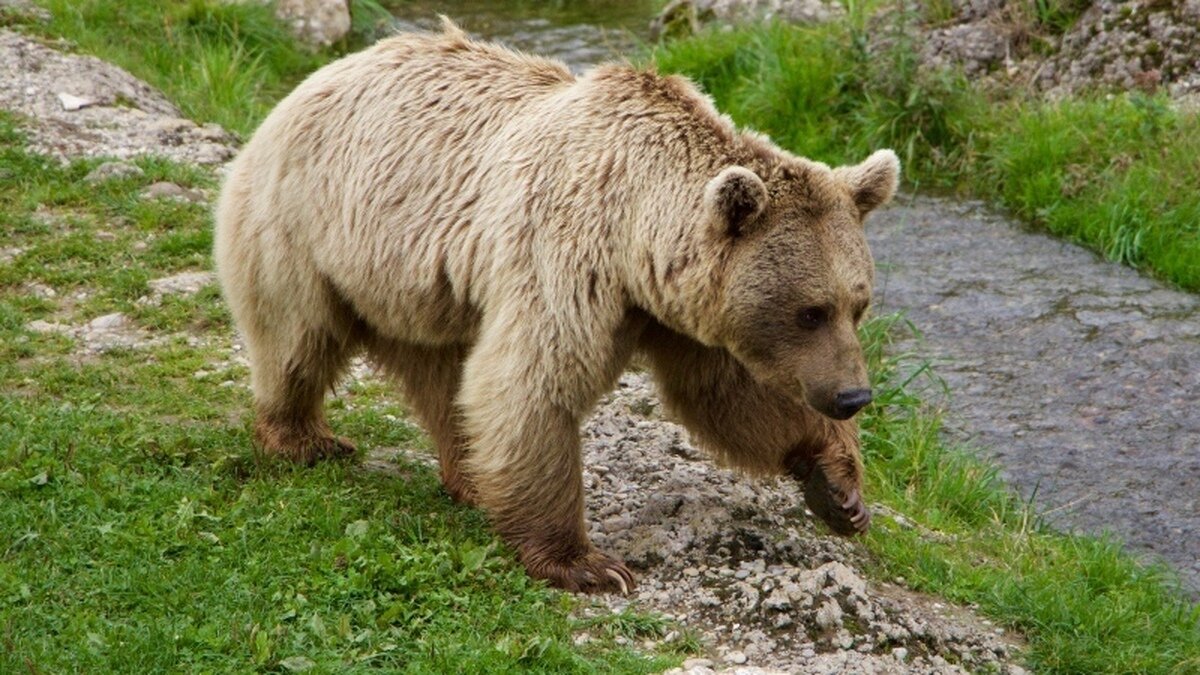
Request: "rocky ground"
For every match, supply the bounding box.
[914,0,1200,102]
[579,375,1026,674]
[0,28,236,165]
[651,0,1200,106]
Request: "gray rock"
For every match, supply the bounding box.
[651,0,844,40]
[0,30,236,164]
[241,0,350,47]
[88,312,127,330]
[84,161,144,183]
[141,181,205,203]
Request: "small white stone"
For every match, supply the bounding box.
[88,313,126,330]
[724,651,747,665]
[57,92,94,111]
[815,599,844,630]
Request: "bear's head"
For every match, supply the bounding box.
[705,150,899,420]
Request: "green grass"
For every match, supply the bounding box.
[0,113,683,673]
[653,19,1200,291]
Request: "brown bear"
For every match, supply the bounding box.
[214,18,898,594]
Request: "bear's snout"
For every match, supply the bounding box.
[829,388,872,420]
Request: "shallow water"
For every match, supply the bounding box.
[386,0,659,71]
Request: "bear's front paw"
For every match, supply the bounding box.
[802,464,871,536]
[524,548,636,595]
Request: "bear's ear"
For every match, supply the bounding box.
[704,166,768,237]
[835,149,900,218]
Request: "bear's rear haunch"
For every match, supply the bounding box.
[214,18,899,594]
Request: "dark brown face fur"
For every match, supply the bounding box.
[719,176,876,420]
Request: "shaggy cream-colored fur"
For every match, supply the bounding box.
[215,18,898,593]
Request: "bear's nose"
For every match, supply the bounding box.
[832,389,872,419]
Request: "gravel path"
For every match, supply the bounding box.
[869,196,1200,595]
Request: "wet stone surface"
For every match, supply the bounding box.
[869,196,1200,595]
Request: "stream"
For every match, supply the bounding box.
[386,0,659,72]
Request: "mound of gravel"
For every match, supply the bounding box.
[579,374,1026,673]
[0,30,236,164]
[1041,0,1200,99]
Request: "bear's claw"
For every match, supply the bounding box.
[526,549,636,595]
[260,430,357,466]
[803,464,871,536]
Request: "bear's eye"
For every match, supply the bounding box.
[797,306,828,330]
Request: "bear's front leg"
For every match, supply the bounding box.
[785,419,871,536]
[457,310,636,594]
[638,321,871,535]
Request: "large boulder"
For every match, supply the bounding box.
[273,0,351,47]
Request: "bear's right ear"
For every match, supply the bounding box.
[705,166,768,238]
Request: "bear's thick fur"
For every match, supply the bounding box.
[215,19,899,593]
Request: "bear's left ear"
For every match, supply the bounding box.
[835,149,900,218]
[705,166,768,238]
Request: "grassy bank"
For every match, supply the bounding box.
[653,20,1200,291]
[0,111,683,672]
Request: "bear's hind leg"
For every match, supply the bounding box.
[245,295,363,465]
[369,340,476,505]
